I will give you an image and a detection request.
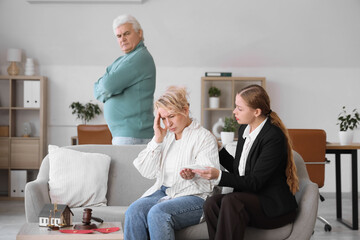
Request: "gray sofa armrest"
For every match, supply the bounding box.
[25,179,51,222]
[25,154,51,223]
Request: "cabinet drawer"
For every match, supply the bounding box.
[0,139,9,168]
[11,139,40,169]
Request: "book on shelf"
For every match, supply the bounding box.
[205,72,232,77]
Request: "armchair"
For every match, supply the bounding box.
[77,124,112,145]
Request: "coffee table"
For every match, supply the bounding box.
[16,222,123,240]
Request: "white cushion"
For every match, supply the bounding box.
[48,145,111,208]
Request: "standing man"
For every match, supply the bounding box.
[94,14,156,145]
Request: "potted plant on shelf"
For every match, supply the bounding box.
[221,116,239,145]
[337,106,360,145]
[69,101,102,125]
[208,86,221,108]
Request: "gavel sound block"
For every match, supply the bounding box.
[74,208,104,230]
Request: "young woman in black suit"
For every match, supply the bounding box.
[191,84,299,240]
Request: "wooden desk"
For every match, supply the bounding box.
[326,143,360,230]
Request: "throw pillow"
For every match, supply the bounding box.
[48,145,111,208]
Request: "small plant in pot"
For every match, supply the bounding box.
[69,101,102,124]
[337,106,360,145]
[221,116,239,145]
[208,86,221,108]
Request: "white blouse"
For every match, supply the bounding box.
[133,119,220,200]
[162,139,182,187]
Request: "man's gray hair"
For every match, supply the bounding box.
[112,14,144,40]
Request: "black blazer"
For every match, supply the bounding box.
[219,120,298,217]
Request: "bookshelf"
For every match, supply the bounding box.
[201,76,266,138]
[0,75,47,199]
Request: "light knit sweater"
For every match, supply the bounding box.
[94,41,156,139]
[133,119,220,200]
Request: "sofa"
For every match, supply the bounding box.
[25,144,318,239]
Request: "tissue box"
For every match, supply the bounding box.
[0,126,9,137]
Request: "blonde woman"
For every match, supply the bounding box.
[124,86,220,240]
[193,84,299,240]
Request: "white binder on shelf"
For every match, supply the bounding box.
[24,81,40,108]
[24,81,32,108]
[10,170,27,197]
[32,81,40,108]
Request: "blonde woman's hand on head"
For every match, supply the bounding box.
[154,111,167,143]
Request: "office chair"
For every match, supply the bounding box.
[77,124,112,145]
[288,129,332,232]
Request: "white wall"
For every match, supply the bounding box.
[1,0,360,193]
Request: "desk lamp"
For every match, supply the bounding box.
[7,48,22,76]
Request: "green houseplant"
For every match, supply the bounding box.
[337,106,360,131]
[337,106,360,145]
[208,86,221,97]
[208,87,221,108]
[69,101,102,124]
[221,116,239,145]
[222,116,239,132]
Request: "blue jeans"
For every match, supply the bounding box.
[112,137,151,145]
[124,186,205,240]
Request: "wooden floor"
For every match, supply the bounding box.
[0,193,359,240]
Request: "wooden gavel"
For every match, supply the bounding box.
[82,208,104,224]
[74,208,104,230]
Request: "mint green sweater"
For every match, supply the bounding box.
[94,41,156,138]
